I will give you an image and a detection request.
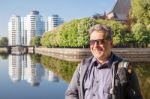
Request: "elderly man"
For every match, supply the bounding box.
[65,24,142,99]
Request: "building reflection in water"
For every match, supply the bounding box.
[8,54,59,86]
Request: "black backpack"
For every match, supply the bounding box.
[111,60,134,99]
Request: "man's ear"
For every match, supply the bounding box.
[110,40,113,47]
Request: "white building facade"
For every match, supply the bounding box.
[8,15,21,45]
[8,11,63,46]
[24,11,45,45]
[48,14,64,31]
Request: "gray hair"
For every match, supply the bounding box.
[89,24,113,40]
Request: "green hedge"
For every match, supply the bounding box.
[41,17,150,48]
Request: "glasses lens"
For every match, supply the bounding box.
[90,39,105,45]
[90,40,95,45]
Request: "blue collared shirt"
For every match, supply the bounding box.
[84,53,117,99]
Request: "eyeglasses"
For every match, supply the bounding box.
[89,39,105,45]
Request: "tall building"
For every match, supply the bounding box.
[21,17,26,45]
[48,14,63,31]
[8,15,21,45]
[24,11,45,45]
[43,17,48,32]
[8,11,64,46]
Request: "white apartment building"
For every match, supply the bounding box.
[8,15,21,45]
[21,17,26,45]
[8,11,63,46]
[24,11,45,45]
[43,17,48,32]
[48,14,63,31]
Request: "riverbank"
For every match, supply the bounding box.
[28,47,150,62]
[0,48,8,53]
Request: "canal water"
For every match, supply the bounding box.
[0,54,149,99]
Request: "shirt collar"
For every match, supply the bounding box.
[92,52,115,69]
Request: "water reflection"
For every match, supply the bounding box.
[0,53,8,59]
[37,54,150,99]
[134,63,150,99]
[40,55,79,82]
[8,54,59,86]
[6,54,150,99]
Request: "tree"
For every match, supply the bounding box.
[41,18,129,48]
[30,36,41,46]
[95,19,128,47]
[0,37,8,46]
[130,0,150,47]
[131,23,149,47]
[77,18,96,47]
[131,0,150,25]
[41,18,96,48]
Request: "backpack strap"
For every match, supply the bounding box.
[111,60,132,99]
[118,60,132,74]
[118,61,129,68]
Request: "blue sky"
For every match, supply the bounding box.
[0,0,116,37]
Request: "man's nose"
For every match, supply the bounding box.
[93,41,99,47]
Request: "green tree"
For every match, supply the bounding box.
[30,36,41,46]
[41,18,96,48]
[77,18,96,47]
[130,0,150,47]
[0,37,8,46]
[41,32,51,47]
[131,0,150,25]
[131,23,149,47]
[95,19,128,47]
[58,20,79,47]
[41,18,129,47]
[41,29,59,47]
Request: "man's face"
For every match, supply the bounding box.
[90,30,112,62]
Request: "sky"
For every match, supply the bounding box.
[0,0,116,37]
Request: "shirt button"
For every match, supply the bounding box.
[96,81,99,83]
[93,93,95,96]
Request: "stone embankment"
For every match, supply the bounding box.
[112,48,150,62]
[0,48,8,53]
[29,47,91,61]
[28,47,150,62]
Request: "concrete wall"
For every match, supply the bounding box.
[29,47,150,62]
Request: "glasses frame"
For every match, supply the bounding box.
[89,39,106,45]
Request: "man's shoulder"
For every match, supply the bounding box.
[78,56,94,69]
[112,53,123,61]
[112,53,133,74]
[81,56,94,64]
